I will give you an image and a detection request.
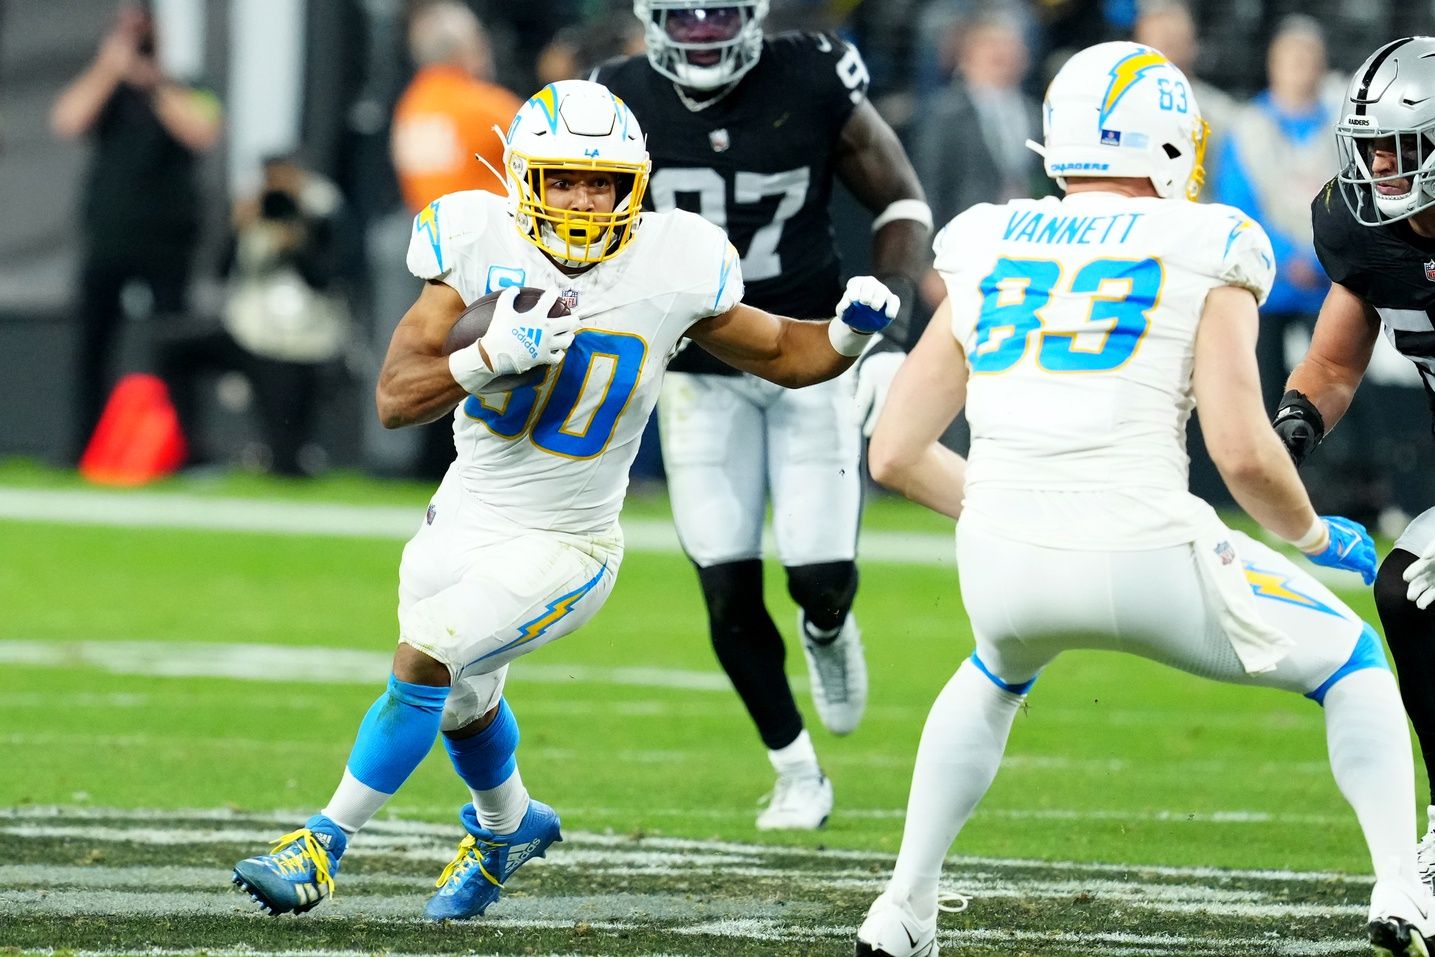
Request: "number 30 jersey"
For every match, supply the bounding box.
[935,192,1276,548]
[407,190,743,535]
[597,32,868,375]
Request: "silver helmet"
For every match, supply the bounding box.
[633,1,768,91]
[1336,37,1435,226]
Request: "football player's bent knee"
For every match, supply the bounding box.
[786,560,858,632]
[1305,623,1392,705]
[392,641,452,687]
[1375,549,1418,622]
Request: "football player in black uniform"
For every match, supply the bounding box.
[1275,36,1435,904]
[596,1,930,829]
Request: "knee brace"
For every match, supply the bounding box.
[785,560,858,632]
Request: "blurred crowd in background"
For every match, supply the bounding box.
[5,0,1435,526]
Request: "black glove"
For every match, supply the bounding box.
[1271,389,1325,466]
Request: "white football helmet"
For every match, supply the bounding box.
[634,0,768,91]
[1030,41,1208,200]
[1335,37,1435,226]
[501,80,651,265]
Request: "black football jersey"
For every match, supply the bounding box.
[597,32,868,375]
[1312,178,1435,421]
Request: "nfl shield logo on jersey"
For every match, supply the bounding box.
[559,288,580,310]
[1425,259,1435,282]
[709,128,731,153]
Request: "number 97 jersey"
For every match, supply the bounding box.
[935,193,1275,546]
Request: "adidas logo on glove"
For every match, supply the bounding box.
[510,326,544,359]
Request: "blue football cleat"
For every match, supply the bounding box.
[425,800,562,920]
[232,814,347,915]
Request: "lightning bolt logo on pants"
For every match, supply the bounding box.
[471,562,609,666]
[1243,564,1343,618]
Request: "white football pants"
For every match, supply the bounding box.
[885,519,1414,922]
[658,371,861,567]
[397,467,622,730]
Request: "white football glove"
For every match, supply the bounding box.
[829,276,901,357]
[480,287,580,376]
[853,348,904,437]
[1404,541,1435,610]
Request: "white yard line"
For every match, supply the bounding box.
[0,638,740,692]
[0,487,957,565]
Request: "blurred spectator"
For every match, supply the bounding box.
[912,8,1045,305]
[158,155,349,477]
[391,1,522,212]
[1212,15,1338,410]
[536,18,644,85]
[1132,0,1237,185]
[50,3,221,463]
[389,0,522,479]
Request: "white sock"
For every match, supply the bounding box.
[1323,668,1419,885]
[768,729,821,778]
[321,768,392,835]
[473,767,530,835]
[889,659,1024,922]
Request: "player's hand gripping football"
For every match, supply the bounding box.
[1303,516,1377,585]
[480,287,580,376]
[1403,540,1435,610]
[828,276,900,357]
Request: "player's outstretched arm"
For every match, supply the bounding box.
[867,299,967,520]
[1276,281,1380,462]
[835,100,931,345]
[687,276,899,389]
[375,280,471,429]
[835,100,933,434]
[1195,285,1375,583]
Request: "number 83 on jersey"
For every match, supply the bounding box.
[971,257,1164,374]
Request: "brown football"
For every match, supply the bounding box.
[443,286,571,392]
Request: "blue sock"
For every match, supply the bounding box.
[344,674,449,794]
[444,698,519,790]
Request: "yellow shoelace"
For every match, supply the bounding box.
[270,827,335,897]
[433,834,501,889]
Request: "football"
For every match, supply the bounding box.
[443,286,571,392]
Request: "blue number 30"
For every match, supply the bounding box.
[464,329,647,458]
[971,257,1163,374]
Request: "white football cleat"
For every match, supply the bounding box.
[1369,879,1435,956]
[755,770,832,830]
[798,611,868,736]
[855,890,939,957]
[1417,807,1435,893]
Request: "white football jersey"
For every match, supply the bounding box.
[407,190,744,534]
[935,191,1275,549]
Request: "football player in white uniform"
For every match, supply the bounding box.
[853,43,1430,957]
[229,79,898,922]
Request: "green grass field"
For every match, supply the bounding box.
[0,464,1412,956]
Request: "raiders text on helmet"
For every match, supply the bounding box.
[501,80,651,266]
[1336,37,1435,226]
[1030,41,1208,201]
[633,1,768,91]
